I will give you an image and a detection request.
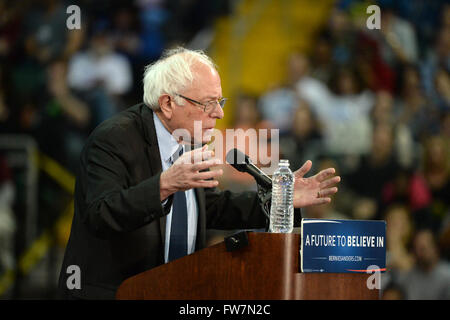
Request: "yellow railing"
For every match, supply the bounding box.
[0,152,75,297]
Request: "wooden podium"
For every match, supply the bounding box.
[116,232,379,300]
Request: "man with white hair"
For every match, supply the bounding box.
[58,47,340,299]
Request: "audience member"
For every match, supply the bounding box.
[299,63,374,156]
[433,68,450,112]
[381,168,431,215]
[370,4,419,68]
[397,65,441,142]
[258,52,308,134]
[23,0,84,64]
[279,100,323,171]
[398,229,450,300]
[347,122,400,218]
[384,205,415,273]
[421,26,450,104]
[67,21,133,117]
[421,135,450,232]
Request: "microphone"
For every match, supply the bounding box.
[226,148,272,189]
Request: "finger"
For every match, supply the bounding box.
[196,144,214,161]
[315,168,336,182]
[193,169,223,181]
[319,187,338,197]
[184,144,208,156]
[313,197,331,205]
[191,159,221,172]
[319,176,341,189]
[190,179,219,189]
[179,148,214,163]
[294,160,312,178]
[192,150,215,163]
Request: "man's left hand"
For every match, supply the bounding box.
[292,160,340,208]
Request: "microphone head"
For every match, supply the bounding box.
[226,148,272,188]
[226,148,250,172]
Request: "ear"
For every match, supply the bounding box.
[158,94,173,120]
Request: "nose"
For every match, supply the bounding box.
[210,103,224,119]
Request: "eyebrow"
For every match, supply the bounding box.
[203,95,223,101]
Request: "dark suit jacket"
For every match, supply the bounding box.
[58,103,270,299]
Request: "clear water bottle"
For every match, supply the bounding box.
[269,159,294,233]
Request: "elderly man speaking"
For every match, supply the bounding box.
[58,47,340,299]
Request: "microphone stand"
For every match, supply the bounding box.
[256,182,271,232]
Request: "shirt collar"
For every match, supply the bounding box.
[153,112,182,163]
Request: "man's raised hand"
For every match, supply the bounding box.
[159,144,223,201]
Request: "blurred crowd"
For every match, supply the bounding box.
[0,0,449,299]
[0,0,229,296]
[219,1,450,300]
[0,0,229,170]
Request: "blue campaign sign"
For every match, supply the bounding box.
[300,219,386,273]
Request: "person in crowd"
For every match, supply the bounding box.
[258,52,308,134]
[279,100,323,171]
[381,168,431,216]
[23,0,84,64]
[384,204,415,273]
[421,23,450,104]
[398,229,450,299]
[135,0,169,62]
[309,32,334,84]
[325,8,357,66]
[397,65,441,142]
[371,90,397,125]
[433,68,450,112]
[370,4,419,68]
[347,122,401,220]
[67,20,133,119]
[110,7,141,61]
[298,62,374,156]
[42,60,91,171]
[371,90,417,169]
[421,135,450,231]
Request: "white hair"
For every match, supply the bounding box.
[142,47,217,110]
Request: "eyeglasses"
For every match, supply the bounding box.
[175,94,227,113]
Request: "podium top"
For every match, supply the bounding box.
[116,232,378,300]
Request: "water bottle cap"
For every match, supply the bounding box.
[279,159,289,166]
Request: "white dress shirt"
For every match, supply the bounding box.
[153,112,198,263]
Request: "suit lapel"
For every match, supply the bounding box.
[140,105,167,248]
[141,105,162,173]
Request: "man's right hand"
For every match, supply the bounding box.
[159,145,223,201]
